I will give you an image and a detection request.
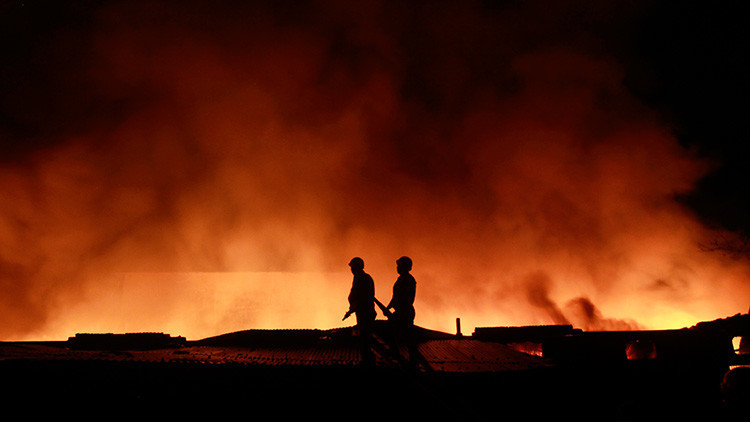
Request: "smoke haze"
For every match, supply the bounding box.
[1,1,748,339]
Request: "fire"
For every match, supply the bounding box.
[1,1,749,340]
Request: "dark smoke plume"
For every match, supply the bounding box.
[524,271,569,326]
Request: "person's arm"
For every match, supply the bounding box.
[407,277,416,305]
[344,279,357,319]
[387,279,398,310]
[343,309,353,320]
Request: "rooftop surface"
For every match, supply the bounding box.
[0,321,550,373]
[1,316,748,421]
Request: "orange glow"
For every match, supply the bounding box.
[1,1,749,341]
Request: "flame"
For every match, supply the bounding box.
[1,1,749,340]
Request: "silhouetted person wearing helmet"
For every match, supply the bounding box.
[387,256,416,324]
[387,256,418,368]
[344,257,376,367]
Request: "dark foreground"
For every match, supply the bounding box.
[1,318,748,421]
[1,359,746,421]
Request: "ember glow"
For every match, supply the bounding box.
[1,1,748,340]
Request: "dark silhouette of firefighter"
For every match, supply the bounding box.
[386,256,419,367]
[387,256,416,323]
[343,257,376,366]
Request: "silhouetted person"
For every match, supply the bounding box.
[386,256,419,367]
[387,256,416,324]
[343,257,376,367]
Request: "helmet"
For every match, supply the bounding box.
[396,256,412,271]
[348,257,365,269]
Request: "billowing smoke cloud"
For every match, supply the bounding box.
[525,271,569,326]
[565,297,640,331]
[1,1,749,339]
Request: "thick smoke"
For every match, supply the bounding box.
[1,1,748,339]
[525,271,569,326]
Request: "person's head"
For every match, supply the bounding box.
[396,256,412,274]
[349,257,365,274]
